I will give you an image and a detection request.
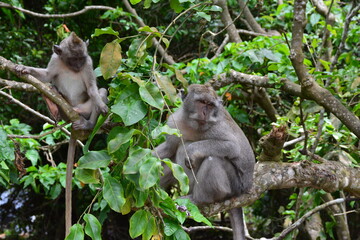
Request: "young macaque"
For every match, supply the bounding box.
[16,32,109,237]
[154,84,255,240]
[16,32,108,130]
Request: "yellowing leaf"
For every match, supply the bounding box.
[100,40,122,80]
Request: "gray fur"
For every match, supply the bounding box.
[16,32,108,130]
[155,84,255,240]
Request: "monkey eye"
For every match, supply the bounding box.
[198,100,215,107]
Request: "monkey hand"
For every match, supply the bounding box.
[72,117,93,131]
[15,64,30,75]
[97,102,108,115]
[185,143,205,169]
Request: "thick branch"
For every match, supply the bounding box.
[0,2,113,18]
[237,0,266,34]
[211,70,303,97]
[213,0,242,43]
[0,78,37,92]
[0,56,79,122]
[202,160,360,216]
[121,0,176,65]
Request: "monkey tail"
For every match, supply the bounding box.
[65,135,76,237]
[229,207,246,240]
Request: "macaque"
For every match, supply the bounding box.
[16,32,108,237]
[16,32,108,130]
[154,84,255,240]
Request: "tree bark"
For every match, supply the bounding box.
[213,0,242,43]
[237,0,266,34]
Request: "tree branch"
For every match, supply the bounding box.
[0,78,37,92]
[289,0,360,138]
[213,0,242,43]
[0,56,79,123]
[0,2,113,18]
[202,160,360,217]
[0,89,73,139]
[330,0,360,70]
[237,0,266,34]
[211,70,303,97]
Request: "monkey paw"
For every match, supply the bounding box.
[15,64,30,75]
[72,118,93,131]
[98,104,109,115]
[184,157,194,169]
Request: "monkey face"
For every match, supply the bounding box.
[184,85,221,128]
[66,56,87,72]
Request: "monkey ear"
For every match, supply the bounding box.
[85,39,89,46]
[180,89,187,101]
[53,45,62,55]
[218,97,223,105]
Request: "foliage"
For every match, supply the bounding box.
[0,0,359,239]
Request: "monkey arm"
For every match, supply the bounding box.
[153,135,181,160]
[16,65,52,83]
[186,140,241,168]
[82,66,108,115]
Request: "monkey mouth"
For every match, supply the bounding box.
[197,120,207,125]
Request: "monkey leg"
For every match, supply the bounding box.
[72,88,108,130]
[191,157,234,204]
[159,164,177,190]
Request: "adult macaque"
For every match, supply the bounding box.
[154,84,255,240]
[16,32,108,236]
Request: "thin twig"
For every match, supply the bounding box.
[0,2,114,18]
[273,198,359,240]
[330,1,360,70]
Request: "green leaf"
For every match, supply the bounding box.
[65,224,84,240]
[74,169,100,184]
[319,59,330,72]
[25,149,39,166]
[100,40,122,79]
[310,13,321,26]
[83,113,109,154]
[261,49,282,62]
[0,128,14,160]
[163,218,181,236]
[151,125,181,139]
[170,0,183,13]
[144,0,152,8]
[111,84,147,126]
[49,183,62,199]
[195,12,211,21]
[84,214,102,240]
[154,71,178,104]
[244,49,263,64]
[92,27,119,37]
[77,151,111,169]
[139,156,161,189]
[124,147,151,174]
[130,0,142,4]
[162,37,170,48]
[175,199,212,226]
[133,189,148,207]
[163,159,189,195]
[103,176,126,212]
[108,127,140,153]
[143,213,157,240]
[139,82,164,109]
[129,210,151,238]
[173,228,190,240]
